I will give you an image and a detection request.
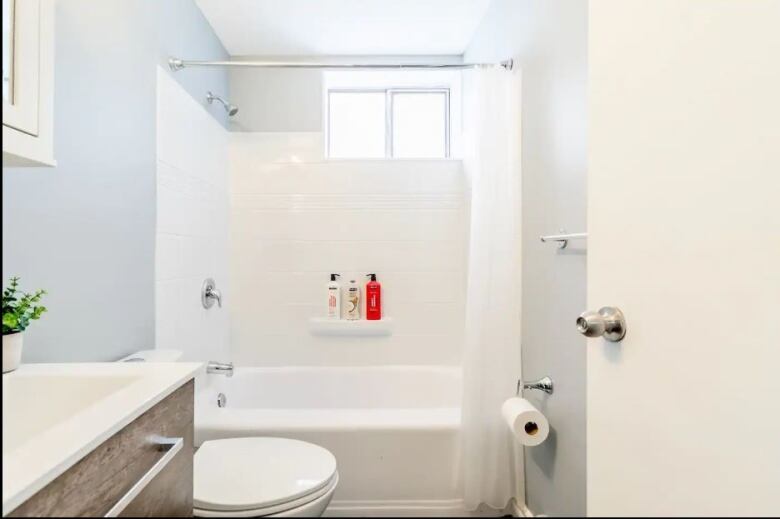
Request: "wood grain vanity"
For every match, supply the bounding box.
[3,366,199,518]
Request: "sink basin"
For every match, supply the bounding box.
[2,374,140,454]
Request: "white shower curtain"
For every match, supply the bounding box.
[461,64,523,511]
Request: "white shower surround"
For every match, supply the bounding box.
[154,68,520,516]
[218,132,474,516]
[155,67,230,363]
[228,132,468,367]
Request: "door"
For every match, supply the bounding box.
[587,1,780,516]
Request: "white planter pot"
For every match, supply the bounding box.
[3,333,24,373]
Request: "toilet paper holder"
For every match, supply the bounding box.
[517,376,554,396]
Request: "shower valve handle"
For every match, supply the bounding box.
[202,278,222,309]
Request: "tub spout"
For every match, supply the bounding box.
[207,361,234,377]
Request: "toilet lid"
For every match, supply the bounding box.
[194,438,337,513]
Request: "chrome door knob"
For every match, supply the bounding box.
[577,307,626,342]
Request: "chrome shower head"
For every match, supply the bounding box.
[206,91,238,117]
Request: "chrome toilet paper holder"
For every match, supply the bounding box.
[517,376,554,396]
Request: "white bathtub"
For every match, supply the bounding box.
[195,366,464,516]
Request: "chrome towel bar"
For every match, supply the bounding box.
[539,230,587,249]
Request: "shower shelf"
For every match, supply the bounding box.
[308,317,394,337]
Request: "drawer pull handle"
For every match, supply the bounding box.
[104,436,184,517]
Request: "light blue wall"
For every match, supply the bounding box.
[2,0,228,362]
[465,1,588,516]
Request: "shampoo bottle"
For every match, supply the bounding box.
[365,273,382,320]
[345,279,361,320]
[327,274,341,319]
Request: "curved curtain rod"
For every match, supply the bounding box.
[168,57,513,71]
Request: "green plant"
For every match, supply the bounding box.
[2,277,47,335]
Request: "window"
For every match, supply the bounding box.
[328,91,386,158]
[327,88,450,159]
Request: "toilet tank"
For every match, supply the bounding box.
[118,349,184,363]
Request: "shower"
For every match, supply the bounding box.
[206,91,238,116]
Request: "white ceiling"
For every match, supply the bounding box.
[195,0,492,56]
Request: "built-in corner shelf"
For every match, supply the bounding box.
[308,317,394,337]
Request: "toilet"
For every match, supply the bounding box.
[193,437,338,517]
[118,351,339,517]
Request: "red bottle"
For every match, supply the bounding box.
[365,273,382,320]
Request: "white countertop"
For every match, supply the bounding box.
[2,362,202,515]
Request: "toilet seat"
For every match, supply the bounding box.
[193,437,338,517]
[193,472,338,517]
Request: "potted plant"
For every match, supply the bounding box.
[2,277,47,373]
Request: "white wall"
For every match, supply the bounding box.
[464,1,588,516]
[155,67,230,362]
[229,133,467,366]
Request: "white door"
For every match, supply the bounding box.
[587,1,780,516]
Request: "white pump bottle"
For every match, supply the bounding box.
[327,274,341,319]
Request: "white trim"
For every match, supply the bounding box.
[513,499,534,517]
[324,499,517,518]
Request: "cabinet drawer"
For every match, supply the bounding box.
[9,380,194,517]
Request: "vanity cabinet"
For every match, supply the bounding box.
[8,381,195,517]
[2,0,56,167]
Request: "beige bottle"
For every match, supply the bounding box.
[345,279,361,320]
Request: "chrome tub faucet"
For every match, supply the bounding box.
[206,361,234,377]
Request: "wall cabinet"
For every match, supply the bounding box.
[2,0,55,167]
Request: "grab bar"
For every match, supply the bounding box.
[539,231,587,249]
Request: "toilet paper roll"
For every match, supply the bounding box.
[501,397,549,447]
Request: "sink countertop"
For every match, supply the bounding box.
[2,362,203,515]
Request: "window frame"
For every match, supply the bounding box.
[326,87,451,159]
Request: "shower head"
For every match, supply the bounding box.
[206,91,238,116]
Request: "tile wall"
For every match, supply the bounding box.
[155,68,230,362]
[229,133,467,366]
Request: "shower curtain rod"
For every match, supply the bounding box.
[168,57,513,71]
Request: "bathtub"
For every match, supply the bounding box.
[195,366,464,516]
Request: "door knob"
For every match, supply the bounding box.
[577,307,626,342]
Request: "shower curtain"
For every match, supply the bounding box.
[461,64,522,511]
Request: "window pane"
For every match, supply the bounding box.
[328,92,386,158]
[391,92,447,158]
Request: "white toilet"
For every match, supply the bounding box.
[193,437,339,517]
[118,351,338,517]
